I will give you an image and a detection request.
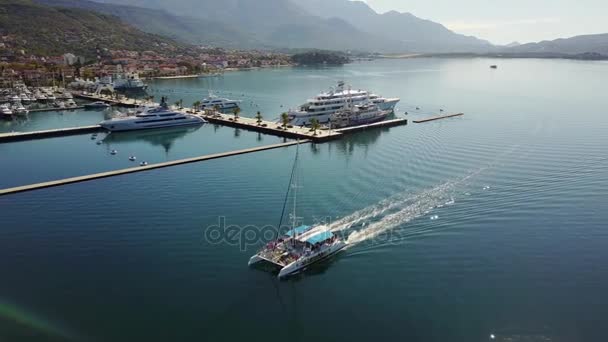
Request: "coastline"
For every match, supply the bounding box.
[378,52,608,61]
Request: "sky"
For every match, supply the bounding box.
[363,0,608,45]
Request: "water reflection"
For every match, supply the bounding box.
[333,127,386,156]
[101,126,201,153]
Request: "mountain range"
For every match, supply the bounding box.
[0,0,184,57]
[82,0,493,53]
[8,0,608,57]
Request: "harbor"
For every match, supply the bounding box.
[1,57,606,342]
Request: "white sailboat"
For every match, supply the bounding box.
[248,143,346,278]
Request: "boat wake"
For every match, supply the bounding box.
[328,168,486,248]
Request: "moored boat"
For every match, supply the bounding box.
[99,97,206,132]
[287,81,399,126]
[330,102,390,128]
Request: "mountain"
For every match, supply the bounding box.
[0,0,184,57]
[89,0,395,51]
[89,0,491,52]
[34,0,263,48]
[290,0,493,52]
[504,33,608,55]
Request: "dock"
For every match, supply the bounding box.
[335,118,408,134]
[413,113,464,123]
[0,140,307,196]
[0,125,103,143]
[29,106,85,113]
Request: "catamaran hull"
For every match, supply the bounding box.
[278,242,347,279]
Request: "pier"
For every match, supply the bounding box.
[413,113,464,123]
[0,125,103,143]
[0,140,307,196]
[29,106,85,113]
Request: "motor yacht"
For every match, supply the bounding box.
[287,81,399,126]
[200,93,240,111]
[99,97,206,132]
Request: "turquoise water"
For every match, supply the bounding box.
[1,58,608,341]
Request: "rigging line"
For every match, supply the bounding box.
[275,141,300,239]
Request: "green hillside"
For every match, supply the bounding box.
[0,0,185,58]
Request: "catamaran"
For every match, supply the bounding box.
[248,143,346,278]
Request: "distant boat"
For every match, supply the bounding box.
[490,65,498,69]
[84,101,111,109]
[200,92,240,111]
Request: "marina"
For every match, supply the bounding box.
[0,140,307,196]
[1,58,607,342]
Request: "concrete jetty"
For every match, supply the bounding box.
[413,113,464,123]
[0,140,307,196]
[335,118,408,134]
[29,106,85,113]
[0,125,103,143]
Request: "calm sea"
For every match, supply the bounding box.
[0,58,607,342]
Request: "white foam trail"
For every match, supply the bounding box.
[329,169,485,247]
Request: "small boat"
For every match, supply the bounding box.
[110,150,118,155]
[84,101,111,109]
[1,104,13,119]
[490,65,498,69]
[96,141,102,145]
[140,161,148,166]
[249,143,346,278]
[129,156,137,161]
[13,104,29,115]
[65,99,78,107]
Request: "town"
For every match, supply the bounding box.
[0,40,294,87]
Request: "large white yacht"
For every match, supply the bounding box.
[100,97,206,132]
[330,102,391,128]
[287,81,399,126]
[113,73,148,91]
[200,93,240,111]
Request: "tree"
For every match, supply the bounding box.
[193,100,201,112]
[310,118,321,136]
[280,112,290,129]
[232,107,241,121]
[255,111,263,125]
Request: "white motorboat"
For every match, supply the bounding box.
[1,104,13,119]
[20,94,31,103]
[12,103,29,115]
[9,95,20,102]
[200,93,240,111]
[248,143,346,279]
[287,81,399,126]
[99,97,206,132]
[84,101,111,109]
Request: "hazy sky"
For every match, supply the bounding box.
[363,0,608,44]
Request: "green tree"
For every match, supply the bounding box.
[232,107,241,121]
[255,111,263,125]
[193,100,201,112]
[310,118,321,136]
[280,112,290,129]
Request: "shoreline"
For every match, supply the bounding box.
[378,52,608,61]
